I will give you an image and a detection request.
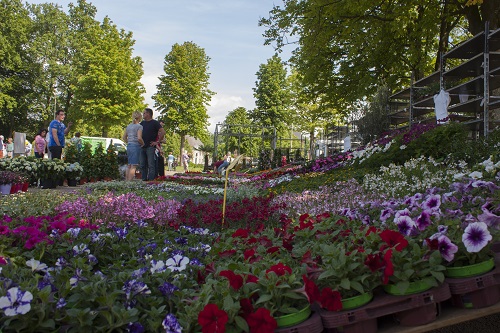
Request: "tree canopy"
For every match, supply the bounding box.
[153,41,215,158]
[0,0,145,139]
[260,0,499,112]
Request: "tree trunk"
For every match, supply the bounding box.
[179,134,185,164]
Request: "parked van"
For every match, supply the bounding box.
[80,136,126,153]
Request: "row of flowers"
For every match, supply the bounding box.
[0,157,83,182]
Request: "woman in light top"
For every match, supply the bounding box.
[122,111,144,180]
[34,129,47,158]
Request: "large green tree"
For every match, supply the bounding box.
[250,54,291,135]
[1,0,145,139]
[260,0,499,111]
[0,0,33,135]
[153,41,215,159]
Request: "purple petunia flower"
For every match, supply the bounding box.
[437,235,459,262]
[380,208,393,223]
[56,298,67,309]
[422,194,441,211]
[127,322,145,333]
[415,210,433,231]
[477,203,500,229]
[0,287,33,316]
[162,313,182,333]
[123,280,151,300]
[462,222,492,253]
[394,215,416,236]
[159,282,179,297]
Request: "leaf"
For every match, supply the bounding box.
[255,294,273,305]
[350,281,364,294]
[340,278,350,290]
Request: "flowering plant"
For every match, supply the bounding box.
[0,170,18,185]
[65,162,84,180]
[292,215,384,310]
[35,159,66,180]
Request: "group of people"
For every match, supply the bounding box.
[0,110,73,160]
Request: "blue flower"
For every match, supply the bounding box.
[162,313,182,333]
[123,280,151,300]
[0,287,33,316]
[127,322,145,333]
[56,298,67,309]
[159,282,179,297]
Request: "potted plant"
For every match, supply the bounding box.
[35,159,66,188]
[65,162,84,186]
[0,170,17,194]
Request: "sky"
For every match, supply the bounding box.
[28,0,293,132]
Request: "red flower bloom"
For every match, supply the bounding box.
[220,270,243,290]
[266,263,292,276]
[319,287,343,311]
[244,248,256,260]
[302,275,320,303]
[315,212,331,222]
[232,228,250,238]
[247,308,277,333]
[198,303,228,333]
[379,230,408,252]
[364,253,385,272]
[239,298,254,319]
[266,246,280,254]
[382,249,394,284]
[0,256,7,265]
[245,274,259,284]
[219,249,237,258]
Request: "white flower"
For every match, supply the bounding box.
[165,254,189,272]
[0,287,33,316]
[468,171,483,179]
[25,259,48,273]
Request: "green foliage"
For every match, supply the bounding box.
[357,85,391,145]
[250,55,291,133]
[153,41,214,159]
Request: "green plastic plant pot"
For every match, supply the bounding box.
[341,292,373,310]
[275,304,311,328]
[445,257,495,278]
[383,279,433,295]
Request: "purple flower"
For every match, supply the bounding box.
[394,215,416,236]
[165,254,189,272]
[127,322,145,333]
[437,235,459,262]
[123,280,151,300]
[159,282,179,297]
[422,194,441,211]
[416,210,433,231]
[0,287,33,316]
[56,298,67,309]
[162,313,182,333]
[478,203,500,229]
[462,222,492,253]
[380,209,393,223]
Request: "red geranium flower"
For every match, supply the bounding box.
[266,263,292,276]
[319,287,343,311]
[219,249,237,258]
[245,274,259,284]
[198,303,228,333]
[379,230,408,252]
[266,246,280,254]
[247,308,277,333]
[220,270,244,290]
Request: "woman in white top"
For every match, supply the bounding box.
[122,111,144,180]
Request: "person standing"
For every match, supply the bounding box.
[34,129,47,158]
[6,138,14,158]
[48,110,72,159]
[167,152,175,171]
[140,108,165,181]
[70,132,83,151]
[0,135,4,158]
[182,150,190,173]
[156,121,166,177]
[122,111,144,181]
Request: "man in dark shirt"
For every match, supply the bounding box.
[140,108,165,180]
